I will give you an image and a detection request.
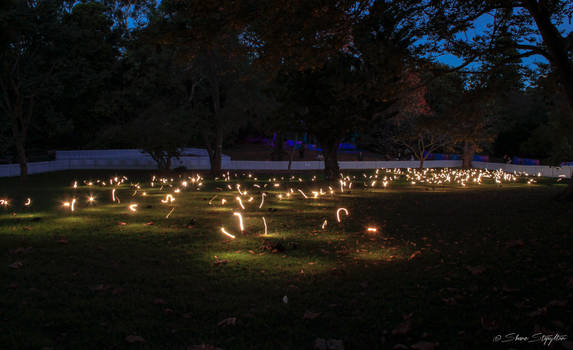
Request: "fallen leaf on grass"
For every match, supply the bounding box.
[187,345,223,350]
[546,299,568,308]
[409,251,422,260]
[90,284,111,291]
[392,320,411,335]
[9,247,33,254]
[217,317,237,327]
[125,335,145,343]
[466,265,486,275]
[528,307,547,317]
[303,311,321,320]
[442,297,456,305]
[314,338,344,350]
[213,259,228,266]
[8,261,23,269]
[480,316,499,330]
[411,341,438,350]
[501,285,520,293]
[505,239,524,248]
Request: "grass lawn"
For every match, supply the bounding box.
[1,170,572,350]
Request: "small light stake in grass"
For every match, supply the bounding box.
[259,193,266,208]
[161,194,175,204]
[321,219,328,229]
[88,195,95,204]
[0,199,9,207]
[220,227,236,239]
[112,189,120,203]
[336,208,349,223]
[129,204,138,212]
[24,198,31,206]
[63,198,76,212]
[367,227,377,232]
[165,207,175,218]
[233,212,244,232]
[262,217,268,235]
[236,196,245,210]
[297,189,308,199]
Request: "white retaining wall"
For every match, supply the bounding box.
[472,161,573,178]
[2,157,571,178]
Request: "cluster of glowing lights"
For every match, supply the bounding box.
[0,169,554,243]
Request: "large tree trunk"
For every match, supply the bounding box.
[209,129,223,178]
[271,132,285,160]
[462,140,475,169]
[525,1,573,200]
[566,170,573,201]
[525,0,573,115]
[16,140,27,177]
[322,142,339,180]
[288,133,298,171]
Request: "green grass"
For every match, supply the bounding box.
[0,170,572,350]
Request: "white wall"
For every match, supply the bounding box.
[2,157,570,178]
[472,161,573,178]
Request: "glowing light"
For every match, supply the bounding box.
[24,198,31,206]
[63,198,76,212]
[366,227,377,232]
[220,227,236,239]
[73,181,78,189]
[112,189,120,203]
[336,208,349,223]
[0,199,9,207]
[129,204,138,212]
[161,194,175,204]
[297,189,308,199]
[259,193,266,209]
[233,212,245,232]
[321,219,327,229]
[236,196,245,210]
[262,217,268,235]
[166,207,175,218]
[88,195,95,203]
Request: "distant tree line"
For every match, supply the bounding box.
[1,0,572,189]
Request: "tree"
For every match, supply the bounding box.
[431,1,572,113]
[278,53,394,179]
[389,72,453,168]
[0,0,62,177]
